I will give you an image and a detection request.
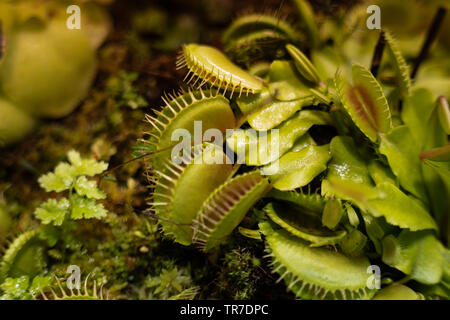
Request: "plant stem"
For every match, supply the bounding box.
[410,6,447,79]
[370,30,386,77]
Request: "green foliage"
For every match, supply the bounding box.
[0,276,30,300]
[2,0,450,302]
[106,71,148,110]
[35,198,70,226]
[218,249,260,300]
[0,275,52,300]
[144,267,198,300]
[382,230,444,284]
[35,150,108,226]
[151,2,450,300]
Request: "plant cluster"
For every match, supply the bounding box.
[145,0,450,300]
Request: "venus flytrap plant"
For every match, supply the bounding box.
[151,144,234,245]
[264,201,347,248]
[268,60,316,101]
[321,199,344,230]
[193,171,270,251]
[222,13,304,64]
[382,230,445,285]
[285,43,332,105]
[144,89,236,171]
[222,14,303,46]
[322,178,438,232]
[37,275,109,300]
[373,283,424,300]
[291,0,319,49]
[143,2,449,300]
[262,144,331,190]
[245,98,309,131]
[339,228,367,257]
[0,230,46,283]
[260,221,374,300]
[227,110,331,166]
[177,44,264,96]
[286,44,322,85]
[383,31,411,98]
[334,64,392,143]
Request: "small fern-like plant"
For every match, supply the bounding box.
[35,150,109,226]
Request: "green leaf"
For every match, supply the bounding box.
[367,183,437,232]
[67,150,108,176]
[262,144,330,190]
[322,198,344,230]
[285,44,321,84]
[247,98,312,131]
[379,125,427,202]
[291,0,319,48]
[335,64,392,142]
[373,284,422,300]
[28,275,52,297]
[339,229,367,257]
[71,195,107,220]
[382,230,444,285]
[268,60,315,101]
[0,276,29,299]
[236,87,272,114]
[38,162,75,192]
[227,110,331,166]
[401,89,450,239]
[401,88,445,150]
[34,198,70,226]
[74,176,106,199]
[38,225,59,247]
[38,150,108,193]
[325,136,372,186]
[384,32,411,97]
[361,212,393,255]
[322,178,382,211]
[345,203,360,227]
[367,160,397,186]
[322,179,437,231]
[423,161,450,244]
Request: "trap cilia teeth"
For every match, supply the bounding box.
[176,44,265,97]
[193,171,271,252]
[0,230,47,283]
[144,88,236,171]
[145,3,450,300]
[39,274,109,301]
